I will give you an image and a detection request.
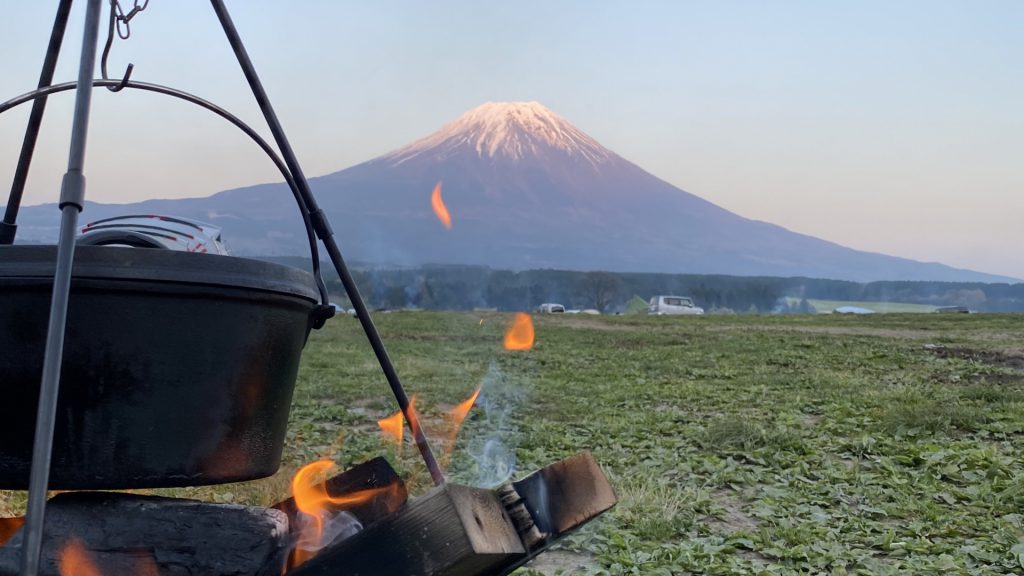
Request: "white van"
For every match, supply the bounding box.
[536,303,566,314]
[648,295,704,316]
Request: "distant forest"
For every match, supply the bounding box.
[264,258,1024,313]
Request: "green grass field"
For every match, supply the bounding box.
[5,312,1024,574]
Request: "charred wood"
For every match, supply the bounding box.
[0,492,289,576]
[487,451,617,576]
[287,483,524,576]
[511,451,616,537]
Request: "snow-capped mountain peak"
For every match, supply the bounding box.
[384,101,613,166]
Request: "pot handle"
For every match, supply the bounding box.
[76,229,165,249]
[0,80,332,315]
[309,304,335,331]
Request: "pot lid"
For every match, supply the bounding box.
[0,245,319,302]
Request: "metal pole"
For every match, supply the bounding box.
[208,0,445,486]
[0,0,75,245]
[20,1,103,574]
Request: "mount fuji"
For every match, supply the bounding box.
[10,102,1014,283]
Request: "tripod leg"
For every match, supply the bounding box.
[208,0,446,487]
[0,0,75,245]
[19,1,103,575]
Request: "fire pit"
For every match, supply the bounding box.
[0,245,321,489]
[0,453,615,576]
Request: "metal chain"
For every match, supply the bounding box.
[112,0,150,40]
[102,0,149,91]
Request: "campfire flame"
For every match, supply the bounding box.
[0,517,24,546]
[449,386,481,426]
[138,556,160,576]
[443,387,482,467]
[58,538,101,576]
[403,395,425,447]
[289,460,393,569]
[430,181,452,230]
[377,395,418,449]
[503,313,535,351]
[377,408,405,447]
[58,536,159,575]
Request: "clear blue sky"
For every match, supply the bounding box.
[1,1,1022,278]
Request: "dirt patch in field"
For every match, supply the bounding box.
[613,335,691,350]
[544,317,646,332]
[927,346,1024,371]
[707,489,759,533]
[801,414,822,428]
[522,549,600,575]
[708,325,933,339]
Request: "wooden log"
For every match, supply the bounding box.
[272,456,407,532]
[486,451,617,576]
[511,451,616,538]
[288,483,525,576]
[291,452,616,576]
[0,492,289,576]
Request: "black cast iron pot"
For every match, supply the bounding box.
[0,245,320,489]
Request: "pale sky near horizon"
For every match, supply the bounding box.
[1,1,1021,279]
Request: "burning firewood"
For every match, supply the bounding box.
[273,457,406,531]
[286,483,525,576]
[287,451,616,576]
[272,457,409,570]
[0,453,612,576]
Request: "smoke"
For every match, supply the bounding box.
[468,438,516,488]
[405,275,426,307]
[458,362,527,488]
[289,509,363,568]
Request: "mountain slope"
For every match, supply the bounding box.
[10,102,1015,283]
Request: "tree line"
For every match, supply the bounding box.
[264,258,1024,313]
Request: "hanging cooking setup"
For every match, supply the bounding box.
[1,0,444,571]
[0,2,615,575]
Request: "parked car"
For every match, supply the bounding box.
[648,295,704,316]
[536,303,566,314]
[78,214,229,255]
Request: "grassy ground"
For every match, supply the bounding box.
[5,312,1024,574]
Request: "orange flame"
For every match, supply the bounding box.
[430,181,452,230]
[137,556,160,576]
[503,313,535,351]
[58,537,158,575]
[443,387,482,467]
[377,408,404,447]
[0,517,24,547]
[289,460,394,568]
[449,386,481,426]
[404,395,423,445]
[58,539,101,576]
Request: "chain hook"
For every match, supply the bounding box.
[101,0,148,92]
